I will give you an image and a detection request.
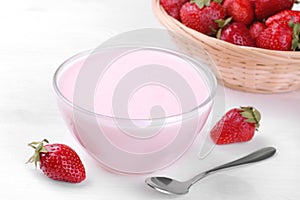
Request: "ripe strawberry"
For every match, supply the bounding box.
[27,139,86,183]
[256,22,300,51]
[265,10,300,27]
[210,106,261,145]
[249,21,267,39]
[253,0,295,21]
[219,22,256,47]
[222,0,254,25]
[180,0,226,36]
[160,0,189,20]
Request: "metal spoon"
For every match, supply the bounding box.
[146,146,276,195]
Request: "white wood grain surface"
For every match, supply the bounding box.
[0,1,299,199]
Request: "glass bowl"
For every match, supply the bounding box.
[53,43,217,174]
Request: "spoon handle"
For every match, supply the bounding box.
[189,147,276,185]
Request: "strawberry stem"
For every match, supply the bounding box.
[26,139,49,167]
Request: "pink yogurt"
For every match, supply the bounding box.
[54,47,216,174]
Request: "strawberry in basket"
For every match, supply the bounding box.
[256,10,300,51]
[253,0,296,21]
[256,22,300,51]
[222,0,254,26]
[160,0,189,20]
[180,0,226,36]
[265,10,300,27]
[249,22,267,40]
[219,22,256,47]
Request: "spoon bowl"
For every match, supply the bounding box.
[146,177,190,195]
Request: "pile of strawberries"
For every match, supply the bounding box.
[160,0,300,51]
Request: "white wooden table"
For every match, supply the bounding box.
[0,1,299,199]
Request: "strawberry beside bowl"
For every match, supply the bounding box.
[153,0,300,93]
[53,42,217,174]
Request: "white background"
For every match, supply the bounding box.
[0,1,299,199]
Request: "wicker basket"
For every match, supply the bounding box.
[152,0,300,93]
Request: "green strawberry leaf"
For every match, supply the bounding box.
[191,0,211,9]
[241,111,254,120]
[205,0,211,6]
[253,109,261,123]
[215,17,232,39]
[215,17,231,28]
[240,106,261,128]
[291,22,300,51]
[216,29,222,39]
[213,0,223,3]
[26,139,49,168]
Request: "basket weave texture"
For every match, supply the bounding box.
[152,0,300,93]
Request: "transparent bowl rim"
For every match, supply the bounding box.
[53,45,218,122]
